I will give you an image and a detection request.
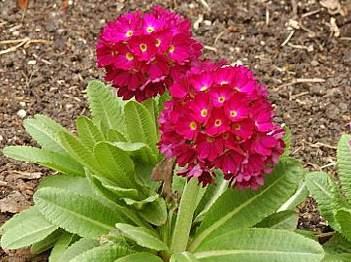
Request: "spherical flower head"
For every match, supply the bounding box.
[96,6,203,101]
[158,62,285,190]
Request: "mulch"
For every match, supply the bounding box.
[0,0,350,260]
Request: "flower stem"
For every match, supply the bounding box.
[170,179,200,253]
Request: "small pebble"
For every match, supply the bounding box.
[17,109,27,118]
[19,101,26,107]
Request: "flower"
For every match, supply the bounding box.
[158,62,285,189]
[96,6,202,101]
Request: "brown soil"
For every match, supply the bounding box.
[0,0,350,260]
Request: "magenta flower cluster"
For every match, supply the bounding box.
[96,7,285,189]
[158,62,284,189]
[96,6,202,101]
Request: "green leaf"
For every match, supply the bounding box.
[94,142,137,188]
[116,223,168,251]
[190,159,303,251]
[336,209,351,241]
[34,188,128,239]
[23,114,68,153]
[70,244,132,262]
[115,252,163,262]
[255,210,298,230]
[58,131,99,172]
[49,232,78,262]
[106,129,127,143]
[170,253,199,262]
[59,238,99,262]
[76,116,105,150]
[337,134,351,200]
[282,125,292,157]
[306,172,340,230]
[195,172,228,222]
[138,197,168,226]
[3,146,84,176]
[193,228,324,262]
[124,101,158,154]
[85,169,148,228]
[38,174,93,195]
[323,233,351,262]
[278,181,308,211]
[1,207,57,249]
[31,229,64,255]
[122,194,159,209]
[87,80,125,134]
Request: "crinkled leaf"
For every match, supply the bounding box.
[323,232,351,261]
[137,197,167,226]
[76,116,104,151]
[58,131,99,172]
[124,101,158,154]
[34,188,128,239]
[23,114,68,153]
[3,146,84,176]
[306,172,340,230]
[59,238,99,262]
[49,232,78,262]
[190,159,303,250]
[194,228,324,262]
[31,229,64,255]
[1,207,57,249]
[337,134,351,200]
[336,209,351,242]
[115,252,163,262]
[70,244,132,262]
[94,142,137,188]
[38,175,93,195]
[278,181,308,211]
[116,223,168,251]
[255,210,298,230]
[87,80,125,135]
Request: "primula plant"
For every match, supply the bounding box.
[306,134,351,261]
[1,6,325,262]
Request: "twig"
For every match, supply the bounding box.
[265,5,270,26]
[307,141,337,150]
[214,31,225,45]
[197,0,211,12]
[281,30,295,46]
[0,37,29,55]
[290,91,309,100]
[301,9,321,18]
[340,37,351,41]
[0,38,51,56]
[275,78,326,89]
[320,162,336,170]
[204,45,217,52]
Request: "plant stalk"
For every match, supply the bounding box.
[170,179,200,253]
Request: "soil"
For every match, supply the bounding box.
[0,0,350,260]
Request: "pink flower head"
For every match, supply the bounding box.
[158,62,285,189]
[96,6,202,101]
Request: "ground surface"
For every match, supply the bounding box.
[0,0,350,260]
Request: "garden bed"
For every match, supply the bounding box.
[0,0,350,260]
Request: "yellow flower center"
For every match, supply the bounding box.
[233,123,241,130]
[214,119,222,127]
[169,45,175,53]
[125,52,134,61]
[139,43,147,52]
[125,30,133,37]
[200,109,208,117]
[200,85,208,92]
[218,96,225,103]
[230,110,237,118]
[189,121,197,130]
[155,39,161,47]
[220,80,229,85]
[146,26,154,33]
[207,137,215,143]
